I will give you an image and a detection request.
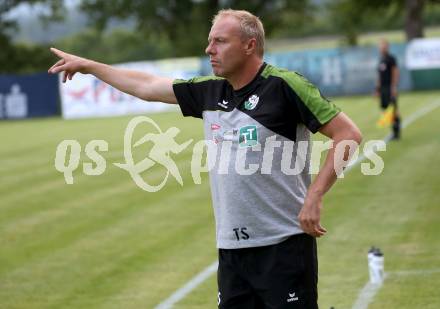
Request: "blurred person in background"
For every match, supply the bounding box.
[376,38,401,140]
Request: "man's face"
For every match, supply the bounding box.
[205,16,249,78]
[379,40,389,55]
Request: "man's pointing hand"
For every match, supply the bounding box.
[48,48,91,83]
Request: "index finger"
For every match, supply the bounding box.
[50,47,67,59]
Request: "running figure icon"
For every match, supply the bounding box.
[114,116,193,192]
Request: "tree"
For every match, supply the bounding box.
[1,0,313,72]
[330,0,438,46]
[55,28,172,64]
[0,0,64,73]
[79,0,312,57]
[405,0,425,39]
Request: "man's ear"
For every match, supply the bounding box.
[244,38,257,55]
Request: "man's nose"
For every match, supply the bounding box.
[205,42,214,55]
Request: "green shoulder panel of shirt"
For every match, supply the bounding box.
[262,64,341,126]
[173,76,224,85]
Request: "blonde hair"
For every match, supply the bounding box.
[213,9,265,57]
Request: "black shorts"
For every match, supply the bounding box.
[217,233,318,309]
[380,87,397,110]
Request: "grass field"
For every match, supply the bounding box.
[1,90,440,309]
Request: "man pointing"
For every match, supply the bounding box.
[49,9,362,309]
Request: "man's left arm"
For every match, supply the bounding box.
[298,112,362,237]
[391,65,400,98]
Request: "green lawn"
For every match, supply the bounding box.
[1,90,439,308]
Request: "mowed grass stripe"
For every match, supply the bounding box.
[0,112,202,222]
[1,181,214,309]
[0,132,128,174]
[0,111,196,173]
[0,177,213,306]
[2,112,201,276]
[0,156,190,244]
[0,113,205,308]
[0,156,199,276]
[0,153,194,244]
[45,186,215,309]
[0,148,194,224]
[0,147,139,197]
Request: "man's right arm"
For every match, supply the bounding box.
[48,48,177,104]
[375,68,381,96]
[391,61,399,98]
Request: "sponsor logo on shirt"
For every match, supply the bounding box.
[223,129,238,141]
[244,94,259,110]
[239,125,258,147]
[211,123,221,130]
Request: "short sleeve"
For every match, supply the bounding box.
[390,55,397,68]
[281,72,341,133]
[172,76,224,119]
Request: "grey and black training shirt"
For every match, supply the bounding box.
[173,63,340,249]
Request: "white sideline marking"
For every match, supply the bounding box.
[154,261,218,309]
[156,100,440,309]
[352,268,440,309]
[351,274,388,309]
[391,268,440,277]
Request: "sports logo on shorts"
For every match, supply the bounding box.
[239,125,258,147]
[218,291,221,305]
[287,291,299,302]
[244,94,259,110]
